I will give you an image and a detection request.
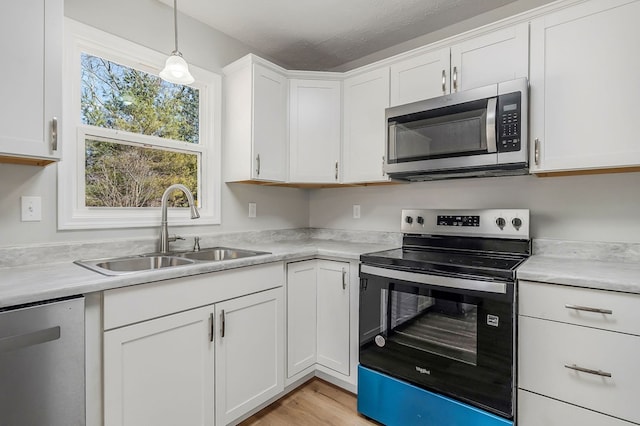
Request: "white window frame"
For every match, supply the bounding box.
[58,19,221,230]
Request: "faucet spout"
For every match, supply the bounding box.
[160,184,200,254]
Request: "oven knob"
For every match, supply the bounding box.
[405,216,413,224]
[496,217,506,230]
[375,335,386,348]
[416,216,424,225]
[512,217,523,230]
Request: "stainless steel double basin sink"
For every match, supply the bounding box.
[75,247,271,276]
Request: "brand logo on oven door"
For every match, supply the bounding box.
[487,314,500,327]
[415,366,431,375]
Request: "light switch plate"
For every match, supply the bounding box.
[21,196,42,222]
[248,202,257,218]
[353,204,361,219]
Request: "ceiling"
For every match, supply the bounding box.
[160,0,520,71]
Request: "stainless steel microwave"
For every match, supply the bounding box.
[385,78,528,181]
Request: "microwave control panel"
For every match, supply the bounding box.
[497,92,521,153]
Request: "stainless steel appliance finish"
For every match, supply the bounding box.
[0,297,85,426]
[359,209,531,419]
[385,79,528,181]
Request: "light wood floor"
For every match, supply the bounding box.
[239,378,380,426]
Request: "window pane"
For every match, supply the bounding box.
[80,53,200,144]
[85,139,199,208]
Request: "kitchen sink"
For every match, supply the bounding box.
[174,247,270,261]
[75,255,195,276]
[75,247,270,276]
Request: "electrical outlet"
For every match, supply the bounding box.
[21,196,42,222]
[248,202,257,218]
[353,204,361,219]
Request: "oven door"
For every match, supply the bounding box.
[359,265,514,418]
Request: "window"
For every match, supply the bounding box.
[59,20,221,229]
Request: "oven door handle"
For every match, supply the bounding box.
[360,264,507,294]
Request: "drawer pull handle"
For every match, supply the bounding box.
[565,304,613,315]
[564,364,612,378]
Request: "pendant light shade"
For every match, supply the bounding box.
[160,0,194,84]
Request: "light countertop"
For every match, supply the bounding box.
[0,238,397,309]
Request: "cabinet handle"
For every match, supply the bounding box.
[51,117,58,152]
[208,313,214,342]
[382,155,386,176]
[342,268,347,290]
[335,161,339,181]
[220,310,225,338]
[564,364,612,378]
[256,154,260,176]
[534,138,540,166]
[453,66,458,92]
[441,70,446,94]
[565,304,613,315]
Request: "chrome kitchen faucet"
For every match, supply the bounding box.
[159,184,200,254]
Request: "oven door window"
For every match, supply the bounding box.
[388,99,491,163]
[381,285,478,366]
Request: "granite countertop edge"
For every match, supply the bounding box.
[0,239,397,309]
[517,255,640,295]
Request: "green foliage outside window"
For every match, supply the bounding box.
[81,53,200,208]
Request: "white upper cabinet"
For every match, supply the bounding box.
[0,0,62,164]
[342,68,391,183]
[529,0,640,173]
[289,79,342,183]
[450,22,529,92]
[223,57,288,182]
[390,48,450,106]
[389,22,528,106]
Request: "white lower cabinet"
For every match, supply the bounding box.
[518,280,640,425]
[214,288,284,426]
[316,260,350,375]
[102,263,284,426]
[286,259,351,379]
[104,306,215,426]
[518,389,635,426]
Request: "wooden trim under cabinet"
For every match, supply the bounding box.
[0,155,56,167]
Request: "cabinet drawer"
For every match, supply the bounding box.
[519,316,640,423]
[519,281,640,336]
[104,262,283,330]
[518,389,634,426]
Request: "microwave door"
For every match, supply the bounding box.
[386,98,498,175]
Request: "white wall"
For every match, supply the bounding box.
[0,0,308,247]
[309,173,640,243]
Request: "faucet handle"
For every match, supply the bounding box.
[193,236,201,252]
[168,234,184,243]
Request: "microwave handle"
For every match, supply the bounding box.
[486,97,497,153]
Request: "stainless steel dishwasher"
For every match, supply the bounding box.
[0,296,85,426]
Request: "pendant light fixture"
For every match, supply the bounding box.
[160,0,195,84]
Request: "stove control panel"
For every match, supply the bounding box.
[401,209,530,239]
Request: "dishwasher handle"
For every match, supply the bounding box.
[0,326,61,353]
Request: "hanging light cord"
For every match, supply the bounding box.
[172,0,180,55]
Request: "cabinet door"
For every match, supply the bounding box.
[215,288,284,425]
[287,260,318,377]
[252,63,288,181]
[289,79,342,183]
[316,260,350,375]
[0,0,62,161]
[450,22,528,92]
[529,0,640,173]
[104,306,214,426]
[389,47,450,106]
[342,68,390,183]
